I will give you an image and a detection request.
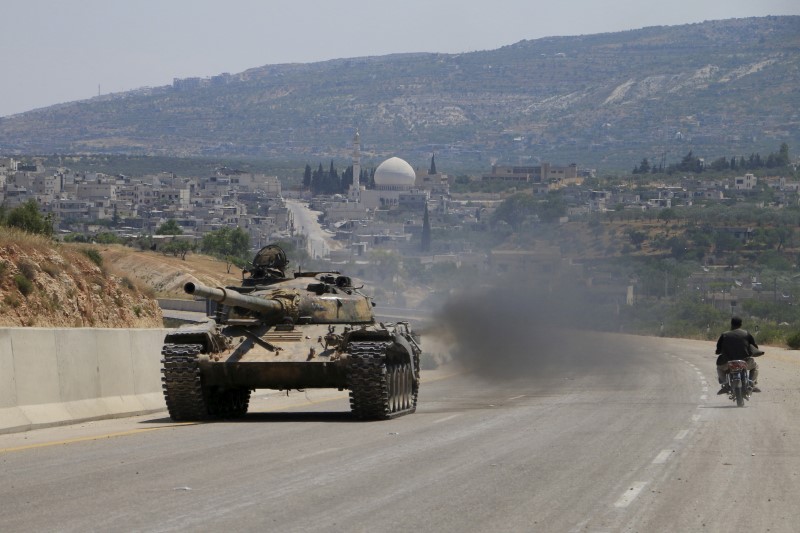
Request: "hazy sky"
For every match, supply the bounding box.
[1,0,798,117]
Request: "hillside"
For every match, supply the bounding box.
[0,17,798,171]
[100,244,242,297]
[0,230,162,327]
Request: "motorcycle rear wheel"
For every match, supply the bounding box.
[735,386,745,407]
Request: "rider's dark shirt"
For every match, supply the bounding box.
[715,328,758,365]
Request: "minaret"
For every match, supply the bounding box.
[350,130,361,202]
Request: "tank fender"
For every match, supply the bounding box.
[342,327,414,364]
[387,334,416,365]
[163,320,225,353]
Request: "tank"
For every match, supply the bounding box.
[160,244,421,421]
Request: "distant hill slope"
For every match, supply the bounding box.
[0,230,162,327]
[0,16,798,171]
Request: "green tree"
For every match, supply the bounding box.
[155,219,183,235]
[200,226,250,272]
[161,239,194,260]
[778,143,790,166]
[714,231,742,253]
[421,205,431,252]
[491,193,537,230]
[4,200,54,237]
[302,164,312,189]
[627,229,647,250]
[672,151,703,173]
[709,157,729,171]
[658,208,677,225]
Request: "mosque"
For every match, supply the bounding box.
[348,131,431,211]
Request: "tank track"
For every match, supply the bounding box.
[348,341,419,420]
[161,342,251,421]
[161,343,208,421]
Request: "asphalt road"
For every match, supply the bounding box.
[2,334,800,532]
[285,200,341,260]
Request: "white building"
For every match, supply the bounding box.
[360,157,428,210]
[734,173,757,190]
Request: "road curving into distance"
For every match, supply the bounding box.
[285,199,341,260]
[1,333,799,532]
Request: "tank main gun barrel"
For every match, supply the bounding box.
[185,282,283,316]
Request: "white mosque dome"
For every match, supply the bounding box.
[374,157,416,188]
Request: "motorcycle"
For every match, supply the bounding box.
[725,359,752,407]
[724,348,764,407]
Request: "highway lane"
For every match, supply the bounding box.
[2,334,800,532]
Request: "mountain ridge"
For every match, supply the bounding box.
[1,16,798,172]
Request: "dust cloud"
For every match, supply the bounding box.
[436,282,640,382]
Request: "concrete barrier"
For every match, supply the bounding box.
[0,327,168,434]
[157,298,206,312]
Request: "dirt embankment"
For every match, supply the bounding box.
[100,245,242,298]
[0,231,164,328]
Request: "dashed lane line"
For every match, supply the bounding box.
[652,449,673,464]
[614,481,648,508]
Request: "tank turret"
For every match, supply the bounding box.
[161,244,421,422]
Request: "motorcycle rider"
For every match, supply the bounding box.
[716,316,761,394]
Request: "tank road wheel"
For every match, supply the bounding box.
[161,343,209,421]
[403,363,413,410]
[397,364,408,410]
[391,366,401,411]
[208,388,251,418]
[348,342,418,420]
[397,365,406,410]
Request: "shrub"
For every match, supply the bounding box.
[14,274,33,296]
[81,248,103,267]
[121,276,136,291]
[786,331,800,350]
[0,260,6,276]
[18,260,37,281]
[41,262,60,278]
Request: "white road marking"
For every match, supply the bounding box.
[614,482,648,508]
[432,414,461,424]
[507,395,526,401]
[675,429,689,440]
[700,395,708,400]
[652,449,673,464]
[692,414,702,422]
